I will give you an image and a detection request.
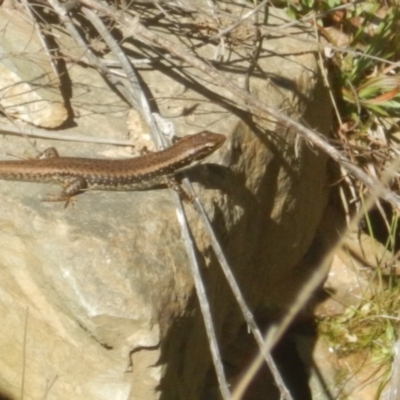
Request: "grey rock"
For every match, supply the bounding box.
[0,2,331,399]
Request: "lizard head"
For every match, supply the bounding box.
[179,131,226,161]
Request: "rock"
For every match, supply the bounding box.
[0,1,331,399]
[0,5,68,127]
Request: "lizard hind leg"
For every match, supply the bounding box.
[42,176,88,208]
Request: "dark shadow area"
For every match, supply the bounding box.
[204,242,332,400]
[271,321,315,400]
[157,217,337,400]
[212,316,316,400]
[0,389,15,400]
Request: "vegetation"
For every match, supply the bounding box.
[277,0,400,396]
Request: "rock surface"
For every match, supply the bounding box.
[0,1,331,399]
[0,5,68,128]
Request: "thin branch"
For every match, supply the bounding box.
[20,0,59,77]
[261,24,400,69]
[184,179,293,400]
[0,122,136,146]
[205,0,268,44]
[48,0,139,109]
[175,194,231,400]
[81,7,164,148]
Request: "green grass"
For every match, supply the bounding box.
[278,1,400,134]
[318,289,399,361]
